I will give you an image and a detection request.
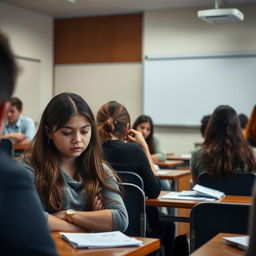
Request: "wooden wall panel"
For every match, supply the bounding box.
[54,13,142,64]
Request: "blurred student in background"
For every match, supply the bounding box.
[238,113,248,136]
[0,31,57,255]
[200,114,211,138]
[190,105,256,185]
[244,105,256,147]
[133,114,170,191]
[133,115,167,163]
[2,96,35,147]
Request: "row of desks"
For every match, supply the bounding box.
[51,231,245,256]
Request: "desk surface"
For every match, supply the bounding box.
[146,191,252,209]
[51,232,160,256]
[156,160,184,168]
[157,169,190,180]
[167,154,191,161]
[13,143,30,151]
[190,233,245,256]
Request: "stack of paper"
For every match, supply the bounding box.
[223,236,249,250]
[161,184,225,201]
[60,231,143,249]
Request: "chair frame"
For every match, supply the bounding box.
[116,171,144,190]
[121,182,146,237]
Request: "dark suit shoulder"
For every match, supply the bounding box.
[0,151,32,187]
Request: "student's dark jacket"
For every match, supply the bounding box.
[0,149,58,256]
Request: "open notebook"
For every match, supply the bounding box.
[161,184,225,201]
[60,231,143,249]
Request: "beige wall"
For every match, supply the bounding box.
[55,63,142,121]
[143,4,256,154]
[0,3,53,119]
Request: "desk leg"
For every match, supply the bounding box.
[177,174,191,236]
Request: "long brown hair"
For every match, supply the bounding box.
[244,105,256,143]
[202,105,256,177]
[97,101,130,143]
[132,115,155,154]
[25,93,120,211]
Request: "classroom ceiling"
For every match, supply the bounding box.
[1,0,256,18]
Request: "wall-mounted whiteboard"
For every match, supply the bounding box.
[143,53,256,126]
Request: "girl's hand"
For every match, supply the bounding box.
[126,129,147,148]
[93,195,104,211]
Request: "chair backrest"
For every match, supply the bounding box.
[121,182,146,237]
[198,171,256,196]
[117,171,144,190]
[0,139,13,157]
[190,202,250,252]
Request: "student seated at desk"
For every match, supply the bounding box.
[133,115,170,191]
[96,101,175,256]
[200,114,211,138]
[2,96,35,148]
[190,105,256,185]
[0,31,57,255]
[20,93,128,233]
[238,113,248,136]
[133,115,167,163]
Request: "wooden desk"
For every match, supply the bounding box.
[157,169,190,180]
[146,192,252,209]
[13,143,30,151]
[156,160,184,169]
[190,233,245,256]
[51,232,160,256]
[167,154,191,162]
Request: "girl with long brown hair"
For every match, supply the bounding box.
[132,115,167,163]
[190,105,256,184]
[20,93,128,232]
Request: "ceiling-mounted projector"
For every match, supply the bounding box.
[198,0,244,23]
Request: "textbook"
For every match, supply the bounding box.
[60,231,143,249]
[223,236,249,250]
[161,184,225,201]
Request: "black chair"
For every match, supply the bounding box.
[0,139,13,157]
[116,171,144,190]
[198,171,256,196]
[190,202,250,252]
[121,182,146,237]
